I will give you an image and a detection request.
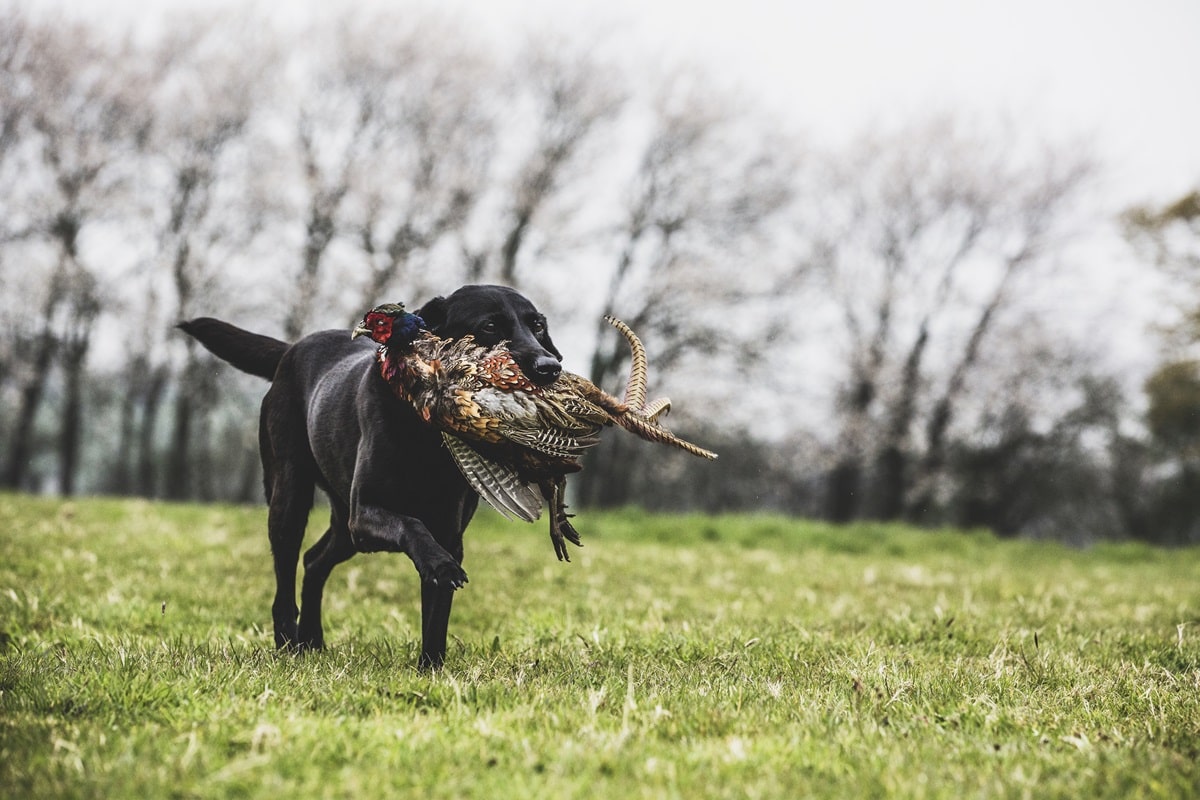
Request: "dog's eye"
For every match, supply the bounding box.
[479,321,498,336]
[531,318,546,334]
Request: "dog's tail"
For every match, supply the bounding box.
[177,318,289,380]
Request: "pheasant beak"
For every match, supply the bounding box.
[351,323,371,340]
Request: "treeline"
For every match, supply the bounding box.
[1,4,1197,544]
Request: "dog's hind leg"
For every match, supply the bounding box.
[297,502,355,650]
[261,384,317,651]
[302,528,333,570]
[265,460,314,650]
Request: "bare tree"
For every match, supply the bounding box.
[805,117,1095,521]
[464,39,626,286]
[57,273,101,494]
[0,10,33,212]
[343,18,496,307]
[136,16,271,499]
[275,17,387,340]
[0,17,147,492]
[577,75,798,506]
[0,7,1132,536]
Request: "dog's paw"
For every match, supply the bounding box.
[296,619,326,652]
[425,560,469,590]
[274,620,299,650]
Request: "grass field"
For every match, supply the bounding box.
[1,493,1198,798]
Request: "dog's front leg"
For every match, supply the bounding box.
[347,502,469,589]
[419,580,455,670]
[347,501,468,669]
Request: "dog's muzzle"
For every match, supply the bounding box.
[531,355,562,385]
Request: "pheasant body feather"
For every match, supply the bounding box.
[355,303,716,560]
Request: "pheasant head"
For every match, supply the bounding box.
[353,302,426,347]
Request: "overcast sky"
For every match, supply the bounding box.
[441,0,1200,373]
[25,0,1200,359]
[13,0,1195,386]
[30,0,1199,206]
[456,0,1198,205]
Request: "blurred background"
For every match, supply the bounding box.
[2,0,1198,544]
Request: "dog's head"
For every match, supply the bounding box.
[416,285,563,386]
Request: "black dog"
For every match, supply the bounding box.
[179,285,564,669]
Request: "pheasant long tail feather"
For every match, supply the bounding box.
[604,315,648,411]
[615,411,718,460]
[442,433,543,522]
[641,396,672,423]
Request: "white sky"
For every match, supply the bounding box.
[32,0,1199,204]
[447,0,1200,379]
[463,0,1199,205]
[23,0,1200,378]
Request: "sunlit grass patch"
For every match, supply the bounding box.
[1,494,1198,798]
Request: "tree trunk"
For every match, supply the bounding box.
[165,344,222,501]
[111,394,136,494]
[165,378,193,500]
[462,245,488,283]
[136,367,168,497]
[110,359,144,495]
[577,436,640,508]
[825,459,862,523]
[873,323,929,519]
[193,410,214,501]
[57,337,89,496]
[285,119,351,341]
[498,208,530,286]
[284,221,330,341]
[236,448,261,504]
[873,446,908,521]
[3,261,69,490]
[55,291,98,497]
[824,367,877,523]
[906,265,1016,520]
[3,332,57,490]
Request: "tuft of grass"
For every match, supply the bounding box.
[1,493,1198,798]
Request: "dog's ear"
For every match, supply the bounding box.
[415,296,448,332]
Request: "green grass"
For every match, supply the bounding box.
[1,494,1198,799]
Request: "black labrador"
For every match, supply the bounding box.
[179,284,564,669]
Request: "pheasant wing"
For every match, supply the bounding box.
[496,424,602,459]
[442,433,543,522]
[470,384,604,458]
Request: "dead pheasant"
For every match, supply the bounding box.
[352,303,716,560]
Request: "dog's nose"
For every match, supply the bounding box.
[532,356,561,384]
